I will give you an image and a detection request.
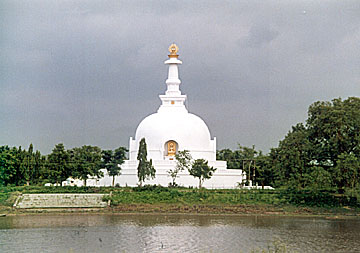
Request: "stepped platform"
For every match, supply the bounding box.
[14,193,108,209]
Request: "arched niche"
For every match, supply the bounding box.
[164,140,178,158]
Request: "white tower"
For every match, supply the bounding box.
[128,44,216,161]
[158,44,187,112]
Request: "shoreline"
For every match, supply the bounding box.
[2,203,360,219]
[2,187,359,219]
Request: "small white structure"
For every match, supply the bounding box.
[62,178,87,187]
[97,44,245,188]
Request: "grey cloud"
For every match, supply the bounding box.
[243,24,279,48]
[1,0,359,154]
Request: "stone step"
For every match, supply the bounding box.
[15,194,108,208]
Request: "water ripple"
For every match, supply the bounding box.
[0,214,359,252]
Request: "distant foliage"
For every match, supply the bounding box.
[47,143,71,184]
[0,143,127,186]
[267,97,360,191]
[69,145,103,186]
[217,145,270,187]
[102,147,128,186]
[0,144,46,186]
[216,97,360,202]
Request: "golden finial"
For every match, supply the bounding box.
[168,43,179,58]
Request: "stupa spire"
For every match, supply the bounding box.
[158,43,187,112]
[164,43,182,93]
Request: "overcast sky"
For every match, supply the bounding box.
[1,0,359,154]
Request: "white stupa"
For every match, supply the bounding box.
[129,44,216,162]
[97,44,244,188]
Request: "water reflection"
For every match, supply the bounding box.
[0,214,359,252]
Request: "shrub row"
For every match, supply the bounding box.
[278,188,360,207]
[0,186,359,208]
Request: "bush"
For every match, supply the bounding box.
[132,184,169,193]
[0,193,10,205]
[277,187,360,207]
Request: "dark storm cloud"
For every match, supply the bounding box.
[1,0,359,154]
[243,23,279,48]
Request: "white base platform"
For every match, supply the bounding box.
[83,160,245,189]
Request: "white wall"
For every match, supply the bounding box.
[95,160,244,189]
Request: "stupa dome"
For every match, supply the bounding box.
[135,110,213,154]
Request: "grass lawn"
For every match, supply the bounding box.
[0,185,359,216]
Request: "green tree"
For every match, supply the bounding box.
[306,97,360,189]
[188,159,216,188]
[71,145,103,186]
[271,123,312,188]
[307,98,360,163]
[334,153,360,189]
[266,97,360,190]
[47,143,71,185]
[102,147,128,186]
[32,150,44,185]
[302,166,332,189]
[102,150,113,178]
[217,145,264,186]
[216,148,241,169]
[137,138,155,187]
[0,146,17,186]
[12,146,25,185]
[20,143,36,186]
[168,150,192,186]
[254,153,275,188]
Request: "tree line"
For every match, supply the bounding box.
[0,143,127,187]
[1,97,359,191]
[0,137,214,188]
[217,97,360,193]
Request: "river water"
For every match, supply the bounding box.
[0,214,359,252]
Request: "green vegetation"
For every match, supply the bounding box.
[108,187,279,206]
[105,186,360,208]
[168,150,192,186]
[69,145,103,186]
[272,97,360,191]
[47,143,71,184]
[1,186,359,216]
[218,97,360,193]
[102,147,128,186]
[188,159,216,188]
[137,138,155,187]
[1,185,358,208]
[0,97,359,213]
[0,144,126,187]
